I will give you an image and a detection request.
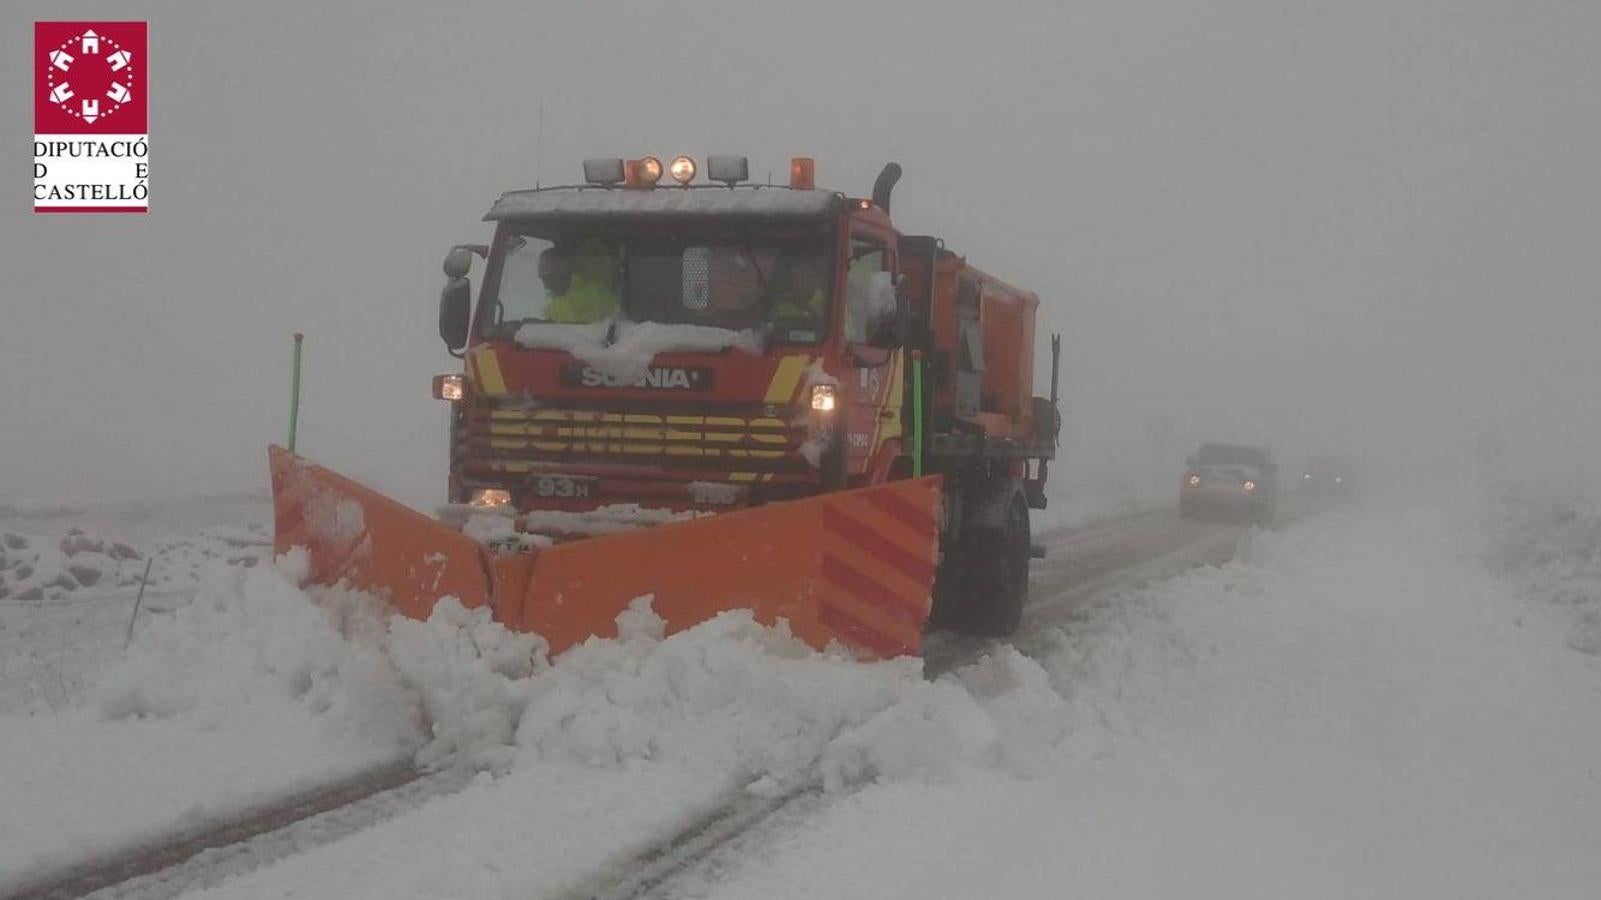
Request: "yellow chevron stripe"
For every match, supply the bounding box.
[474,347,508,396]
[763,355,810,405]
[868,350,905,459]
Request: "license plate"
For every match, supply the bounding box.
[529,475,596,500]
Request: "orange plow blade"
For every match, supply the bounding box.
[268,445,493,619]
[269,445,942,659]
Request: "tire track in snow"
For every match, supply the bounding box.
[0,762,467,900]
[558,511,1252,900]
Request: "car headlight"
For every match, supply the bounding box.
[433,374,465,402]
[1242,480,1256,493]
[1186,474,1201,487]
[810,384,837,412]
[469,489,511,508]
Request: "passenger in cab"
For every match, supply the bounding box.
[768,254,828,329]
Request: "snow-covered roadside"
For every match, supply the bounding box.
[1,499,272,713]
[686,497,1601,899]
[0,555,416,884]
[1477,485,1601,656]
[1,516,1067,895]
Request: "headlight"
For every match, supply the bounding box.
[1304,472,1312,480]
[1186,474,1201,487]
[669,155,696,184]
[1242,480,1257,493]
[433,374,465,402]
[810,384,837,412]
[469,489,511,508]
[637,156,663,184]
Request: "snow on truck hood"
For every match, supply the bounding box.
[512,319,764,383]
[485,186,845,221]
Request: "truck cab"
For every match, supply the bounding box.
[434,158,930,517]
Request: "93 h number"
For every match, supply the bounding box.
[533,476,591,499]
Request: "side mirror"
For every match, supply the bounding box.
[439,278,471,351]
[443,247,474,279]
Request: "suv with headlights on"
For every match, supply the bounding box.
[1180,443,1277,525]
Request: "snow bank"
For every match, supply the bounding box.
[180,600,1077,900]
[0,521,266,604]
[0,554,415,880]
[513,600,1068,793]
[1,515,272,714]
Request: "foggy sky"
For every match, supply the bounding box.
[4,0,1598,508]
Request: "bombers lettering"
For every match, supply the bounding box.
[566,365,713,391]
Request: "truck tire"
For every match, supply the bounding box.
[957,482,1030,636]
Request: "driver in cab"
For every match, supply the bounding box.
[538,240,619,324]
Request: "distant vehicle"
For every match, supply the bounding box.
[1180,443,1277,525]
[1300,455,1353,497]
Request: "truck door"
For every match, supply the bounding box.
[841,230,902,479]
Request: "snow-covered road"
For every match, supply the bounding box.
[678,497,1601,899]
[4,489,1598,899]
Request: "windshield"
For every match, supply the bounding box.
[479,225,834,344]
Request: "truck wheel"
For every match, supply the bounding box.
[960,485,1030,637]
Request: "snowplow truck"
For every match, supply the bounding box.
[270,156,1059,659]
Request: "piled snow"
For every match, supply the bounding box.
[513,318,763,384]
[691,498,1601,899]
[511,318,611,352]
[513,600,1068,793]
[0,553,416,881]
[1478,485,1601,655]
[24,487,1601,897]
[0,508,272,714]
[0,527,144,602]
[181,600,1074,899]
[457,511,552,549]
[0,522,266,604]
[2,532,1064,891]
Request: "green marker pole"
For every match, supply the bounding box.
[288,332,304,452]
[911,349,924,477]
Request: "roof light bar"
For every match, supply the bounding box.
[582,158,625,185]
[706,155,749,185]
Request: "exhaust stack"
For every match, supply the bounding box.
[872,162,902,212]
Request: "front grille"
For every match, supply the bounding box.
[458,403,809,474]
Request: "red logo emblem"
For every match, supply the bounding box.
[36,22,147,134]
